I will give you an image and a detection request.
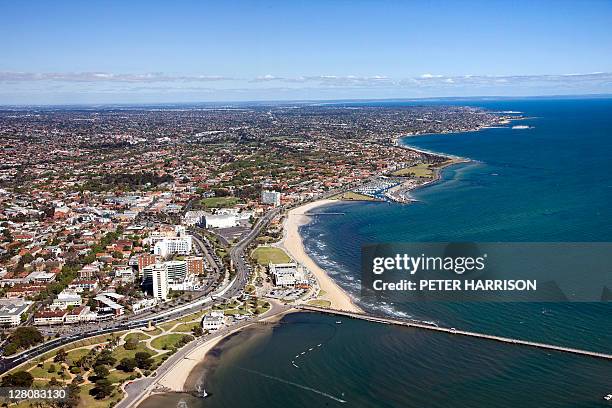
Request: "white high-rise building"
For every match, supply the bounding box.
[261,190,281,207]
[148,264,169,301]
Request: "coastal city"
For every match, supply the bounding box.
[0,103,515,407]
[3,0,612,406]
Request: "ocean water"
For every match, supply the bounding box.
[143,98,612,407]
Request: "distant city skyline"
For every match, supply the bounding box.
[2,0,612,104]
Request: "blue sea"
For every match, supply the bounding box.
[142,98,612,408]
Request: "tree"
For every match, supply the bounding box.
[93,364,109,379]
[192,326,203,336]
[7,326,43,351]
[54,348,68,363]
[91,378,114,399]
[134,351,153,370]
[124,337,139,350]
[95,349,116,367]
[1,371,34,387]
[48,363,57,373]
[58,383,81,408]
[178,335,192,347]
[4,342,18,355]
[117,358,136,372]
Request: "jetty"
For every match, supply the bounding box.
[297,305,612,361]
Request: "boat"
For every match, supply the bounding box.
[336,321,342,324]
[196,385,208,398]
[604,394,612,401]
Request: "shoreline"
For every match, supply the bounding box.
[154,306,293,393]
[279,199,363,313]
[131,306,297,407]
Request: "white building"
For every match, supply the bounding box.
[261,190,281,207]
[94,293,125,317]
[153,236,193,257]
[201,311,225,331]
[151,264,169,301]
[0,299,32,327]
[65,306,97,323]
[269,263,309,287]
[184,210,207,226]
[67,280,98,293]
[204,214,237,229]
[132,298,158,314]
[114,266,135,283]
[51,290,82,310]
[25,271,56,284]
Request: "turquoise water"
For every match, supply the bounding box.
[144,98,612,407]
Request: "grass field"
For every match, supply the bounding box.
[199,196,242,208]
[124,332,151,342]
[307,299,332,308]
[111,343,156,362]
[107,369,134,384]
[66,348,91,365]
[251,246,291,264]
[78,383,124,408]
[393,162,434,177]
[29,363,58,379]
[150,334,193,350]
[172,322,200,333]
[330,191,377,201]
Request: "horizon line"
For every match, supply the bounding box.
[1,92,612,108]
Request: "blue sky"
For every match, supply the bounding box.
[1,0,612,104]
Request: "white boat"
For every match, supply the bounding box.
[604,394,612,401]
[196,385,208,398]
[336,321,342,324]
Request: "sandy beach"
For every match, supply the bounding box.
[156,335,223,391]
[280,199,363,313]
[154,306,293,393]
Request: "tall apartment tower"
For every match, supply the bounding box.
[151,264,169,301]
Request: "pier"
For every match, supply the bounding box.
[297,305,612,361]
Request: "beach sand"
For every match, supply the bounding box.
[155,306,293,393]
[280,199,363,313]
[156,336,223,392]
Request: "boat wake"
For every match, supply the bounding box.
[239,367,347,403]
